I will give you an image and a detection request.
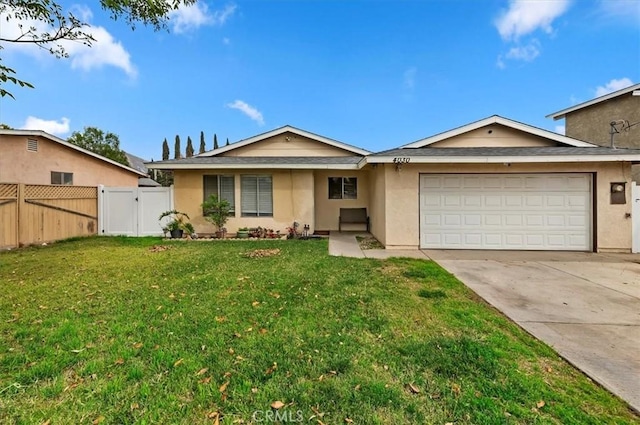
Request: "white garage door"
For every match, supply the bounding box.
[420,173,592,251]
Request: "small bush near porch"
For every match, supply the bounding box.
[0,238,636,424]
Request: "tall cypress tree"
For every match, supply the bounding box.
[226,138,230,146]
[213,134,219,150]
[186,136,194,157]
[174,135,182,159]
[162,138,169,160]
[199,131,206,154]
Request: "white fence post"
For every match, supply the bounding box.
[633,182,639,253]
[97,184,105,235]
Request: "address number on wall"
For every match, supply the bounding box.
[393,157,411,164]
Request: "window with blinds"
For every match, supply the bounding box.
[203,175,235,214]
[241,175,273,217]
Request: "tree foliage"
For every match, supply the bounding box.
[186,136,194,157]
[213,133,219,150]
[67,126,129,166]
[0,0,196,98]
[199,131,206,154]
[174,135,181,159]
[162,138,169,161]
[226,137,229,146]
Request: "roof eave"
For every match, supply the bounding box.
[546,82,640,120]
[367,155,640,164]
[146,162,363,170]
[0,129,147,177]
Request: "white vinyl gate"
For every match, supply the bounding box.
[99,186,173,236]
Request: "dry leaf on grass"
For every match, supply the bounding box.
[407,383,420,394]
[173,358,183,367]
[271,400,285,409]
[114,358,124,365]
[244,249,281,258]
[536,400,546,408]
[92,416,105,425]
[196,368,208,376]
[149,245,171,252]
[219,381,229,392]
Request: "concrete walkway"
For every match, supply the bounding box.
[328,232,429,259]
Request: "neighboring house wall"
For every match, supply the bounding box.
[173,169,315,234]
[313,170,371,230]
[381,162,633,251]
[0,134,139,186]
[564,94,640,149]
[431,126,558,147]
[222,133,354,157]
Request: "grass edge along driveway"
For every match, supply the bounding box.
[1,237,637,424]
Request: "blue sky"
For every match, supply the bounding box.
[1,0,639,160]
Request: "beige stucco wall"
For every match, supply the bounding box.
[223,132,354,157]
[563,94,640,181]
[0,134,139,186]
[381,162,633,252]
[430,125,558,147]
[565,94,640,149]
[313,170,371,230]
[173,169,315,234]
[368,165,387,245]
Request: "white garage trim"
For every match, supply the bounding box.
[419,173,593,251]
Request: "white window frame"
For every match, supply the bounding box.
[51,171,73,185]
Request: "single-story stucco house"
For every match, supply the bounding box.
[146,115,640,252]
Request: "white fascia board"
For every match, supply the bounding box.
[400,115,596,148]
[546,83,640,119]
[146,163,362,170]
[198,125,371,157]
[367,155,640,164]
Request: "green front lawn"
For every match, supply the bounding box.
[0,237,636,424]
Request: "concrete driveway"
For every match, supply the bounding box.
[425,250,640,413]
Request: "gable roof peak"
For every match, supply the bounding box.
[197,125,370,157]
[400,115,596,149]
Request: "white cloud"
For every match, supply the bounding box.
[227,100,264,126]
[555,125,565,135]
[495,0,571,41]
[595,78,634,97]
[21,116,70,135]
[403,67,417,89]
[505,39,540,61]
[597,0,640,22]
[0,6,136,77]
[169,3,236,33]
[223,37,231,45]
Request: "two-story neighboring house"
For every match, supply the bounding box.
[547,83,640,179]
[0,129,147,186]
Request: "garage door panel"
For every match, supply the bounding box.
[420,173,591,251]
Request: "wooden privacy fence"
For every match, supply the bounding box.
[0,183,98,249]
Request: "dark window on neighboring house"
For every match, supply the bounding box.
[241,175,273,217]
[51,171,73,185]
[328,177,357,199]
[203,175,235,215]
